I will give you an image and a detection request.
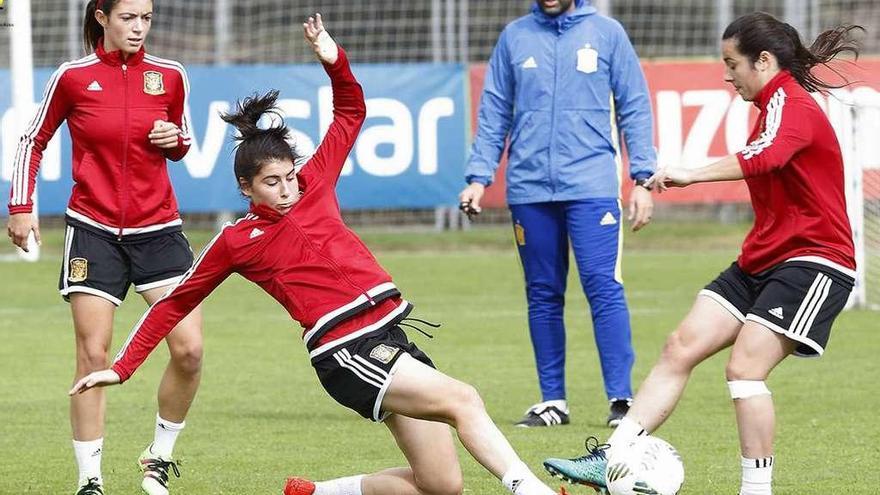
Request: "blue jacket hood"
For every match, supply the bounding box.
[531,0,597,30]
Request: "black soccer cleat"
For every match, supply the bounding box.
[515,402,570,427]
[606,398,631,428]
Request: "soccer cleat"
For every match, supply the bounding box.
[284,477,316,495]
[515,402,570,427]
[606,398,632,428]
[75,477,104,495]
[138,444,180,495]
[543,436,610,493]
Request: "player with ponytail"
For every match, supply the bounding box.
[545,12,864,495]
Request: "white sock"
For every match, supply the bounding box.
[314,474,364,495]
[607,416,647,452]
[740,456,773,495]
[533,399,569,414]
[502,461,555,495]
[152,414,185,458]
[73,438,103,485]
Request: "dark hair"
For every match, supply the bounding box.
[220,90,301,189]
[83,0,121,53]
[722,12,865,93]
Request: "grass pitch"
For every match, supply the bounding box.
[1,222,877,494]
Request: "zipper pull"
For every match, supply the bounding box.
[122,64,128,75]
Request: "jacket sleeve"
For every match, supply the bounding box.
[608,22,656,181]
[465,29,515,186]
[303,48,366,185]
[163,67,193,161]
[737,91,811,177]
[7,65,74,215]
[111,231,234,383]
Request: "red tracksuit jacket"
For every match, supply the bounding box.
[8,42,191,236]
[735,70,856,276]
[112,49,410,382]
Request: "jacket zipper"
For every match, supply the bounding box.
[548,25,560,197]
[286,217,375,305]
[118,63,129,240]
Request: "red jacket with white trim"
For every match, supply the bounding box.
[735,70,855,275]
[112,49,408,382]
[7,42,191,235]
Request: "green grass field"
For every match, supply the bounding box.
[1,222,878,494]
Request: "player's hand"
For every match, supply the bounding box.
[6,212,41,252]
[628,184,653,232]
[303,13,338,65]
[149,120,182,149]
[458,182,485,220]
[645,166,693,192]
[69,369,121,396]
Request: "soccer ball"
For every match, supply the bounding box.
[605,435,684,495]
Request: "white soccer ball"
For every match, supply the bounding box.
[605,435,684,495]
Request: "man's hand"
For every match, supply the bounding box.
[6,212,41,252]
[458,183,485,219]
[303,13,339,65]
[149,120,182,149]
[628,185,653,232]
[69,369,121,396]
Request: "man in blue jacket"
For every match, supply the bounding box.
[459,0,656,428]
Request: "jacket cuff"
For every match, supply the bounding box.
[466,175,491,187]
[8,205,33,215]
[110,363,130,384]
[631,170,653,181]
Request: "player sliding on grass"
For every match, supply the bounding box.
[71,14,560,495]
[543,11,863,495]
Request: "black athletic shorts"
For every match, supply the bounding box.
[701,259,854,357]
[59,218,194,306]
[314,325,435,422]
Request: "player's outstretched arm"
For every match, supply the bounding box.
[69,369,121,395]
[303,13,338,65]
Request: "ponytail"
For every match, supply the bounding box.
[220,90,300,188]
[83,0,120,53]
[723,12,865,93]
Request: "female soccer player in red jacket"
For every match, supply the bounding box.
[72,15,561,495]
[543,12,863,495]
[6,1,203,493]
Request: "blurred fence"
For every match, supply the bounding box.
[1,0,878,69]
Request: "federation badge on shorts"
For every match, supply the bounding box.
[369,344,400,364]
[69,258,88,283]
[143,71,165,95]
[514,222,526,246]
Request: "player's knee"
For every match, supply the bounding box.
[76,343,109,372]
[445,382,485,421]
[416,470,463,495]
[725,357,768,382]
[169,340,203,375]
[659,329,700,371]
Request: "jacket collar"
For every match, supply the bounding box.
[753,70,794,110]
[531,0,596,32]
[95,38,146,67]
[248,203,284,223]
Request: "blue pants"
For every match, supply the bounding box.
[510,199,634,401]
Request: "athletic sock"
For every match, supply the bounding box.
[607,416,647,452]
[502,461,556,495]
[152,414,186,458]
[73,438,103,486]
[739,455,773,495]
[314,474,364,495]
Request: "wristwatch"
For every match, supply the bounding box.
[634,177,653,191]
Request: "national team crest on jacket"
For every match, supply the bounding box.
[143,71,165,95]
[69,258,88,282]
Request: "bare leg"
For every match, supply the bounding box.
[140,287,203,423]
[625,295,742,433]
[725,322,795,459]
[358,415,462,495]
[70,294,116,441]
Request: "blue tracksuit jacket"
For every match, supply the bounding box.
[465,0,656,204]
